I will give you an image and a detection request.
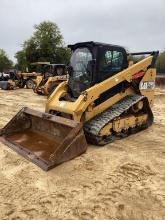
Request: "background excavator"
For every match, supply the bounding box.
[0,42,158,171]
[33,63,67,96]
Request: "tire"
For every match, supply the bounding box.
[18,80,26,88]
[26,79,36,89]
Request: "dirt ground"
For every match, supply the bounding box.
[0,88,165,220]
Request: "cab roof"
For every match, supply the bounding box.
[68,41,125,50]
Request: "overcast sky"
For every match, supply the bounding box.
[0,0,164,61]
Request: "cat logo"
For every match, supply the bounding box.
[139,81,155,90]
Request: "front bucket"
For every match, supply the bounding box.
[0,108,87,171]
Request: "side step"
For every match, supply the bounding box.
[0,108,87,171]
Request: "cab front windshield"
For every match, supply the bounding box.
[69,47,93,97]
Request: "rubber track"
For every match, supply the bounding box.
[84,94,144,136]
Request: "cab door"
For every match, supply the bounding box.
[98,46,128,82]
[94,46,128,105]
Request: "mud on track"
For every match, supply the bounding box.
[0,88,165,220]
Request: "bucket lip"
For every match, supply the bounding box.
[0,136,51,171]
[23,107,79,128]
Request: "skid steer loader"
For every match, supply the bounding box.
[33,64,67,96]
[0,42,158,171]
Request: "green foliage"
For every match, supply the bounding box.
[0,49,13,72]
[55,47,71,64]
[15,50,28,72]
[156,51,165,74]
[15,21,71,71]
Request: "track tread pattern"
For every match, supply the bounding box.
[84,94,144,136]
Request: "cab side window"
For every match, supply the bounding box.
[100,50,124,80]
[105,51,113,64]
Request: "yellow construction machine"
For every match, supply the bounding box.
[33,64,67,96]
[0,70,38,90]
[0,42,159,170]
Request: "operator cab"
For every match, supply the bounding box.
[68,41,128,98]
[43,64,66,78]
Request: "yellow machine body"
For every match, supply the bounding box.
[46,56,156,122]
[0,41,158,170]
[34,75,67,96]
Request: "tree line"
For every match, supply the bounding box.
[0,21,71,72]
[0,49,13,72]
[156,51,165,74]
[0,21,165,74]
